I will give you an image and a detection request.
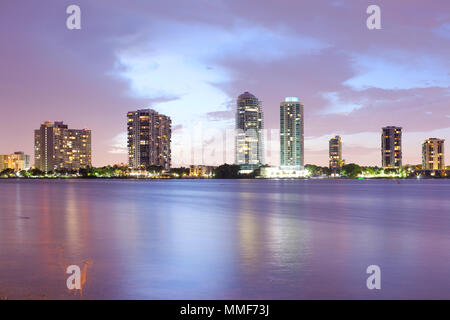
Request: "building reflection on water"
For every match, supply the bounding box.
[0,179,450,299]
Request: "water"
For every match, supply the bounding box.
[0,179,449,299]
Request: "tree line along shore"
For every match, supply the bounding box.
[1,164,449,179]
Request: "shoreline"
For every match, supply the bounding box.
[0,176,448,181]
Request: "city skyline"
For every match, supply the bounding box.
[10,111,446,172]
[2,1,450,304]
[0,1,449,167]
[0,101,448,171]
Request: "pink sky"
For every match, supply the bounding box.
[0,1,449,167]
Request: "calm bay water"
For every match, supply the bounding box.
[0,179,449,299]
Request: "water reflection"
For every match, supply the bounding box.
[0,179,449,299]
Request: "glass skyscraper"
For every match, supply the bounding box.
[235,91,264,170]
[280,97,304,169]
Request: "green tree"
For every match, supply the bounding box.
[213,164,241,179]
[321,166,331,176]
[19,170,29,178]
[342,163,362,178]
[79,167,95,178]
[305,164,320,176]
[146,165,164,174]
[55,168,70,176]
[1,168,15,177]
[30,168,43,177]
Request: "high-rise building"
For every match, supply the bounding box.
[65,129,92,171]
[329,136,344,172]
[422,138,445,170]
[0,152,31,172]
[127,109,171,170]
[280,97,304,168]
[235,91,264,170]
[34,121,91,172]
[381,126,402,168]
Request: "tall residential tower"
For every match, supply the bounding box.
[280,97,304,168]
[34,121,91,172]
[235,91,264,170]
[381,126,402,168]
[127,109,171,170]
[422,138,445,170]
[329,136,343,172]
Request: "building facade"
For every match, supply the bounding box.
[422,138,445,170]
[329,136,344,172]
[381,126,402,168]
[260,166,307,178]
[127,109,171,170]
[189,165,215,178]
[280,97,304,169]
[0,152,31,172]
[235,91,264,170]
[34,121,91,172]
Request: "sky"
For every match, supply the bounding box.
[0,0,449,167]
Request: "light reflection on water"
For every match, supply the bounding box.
[0,179,449,299]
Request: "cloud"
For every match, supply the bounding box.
[206,110,234,121]
[114,48,231,129]
[320,91,363,114]
[113,21,328,125]
[109,132,127,154]
[344,52,450,90]
[434,23,450,39]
